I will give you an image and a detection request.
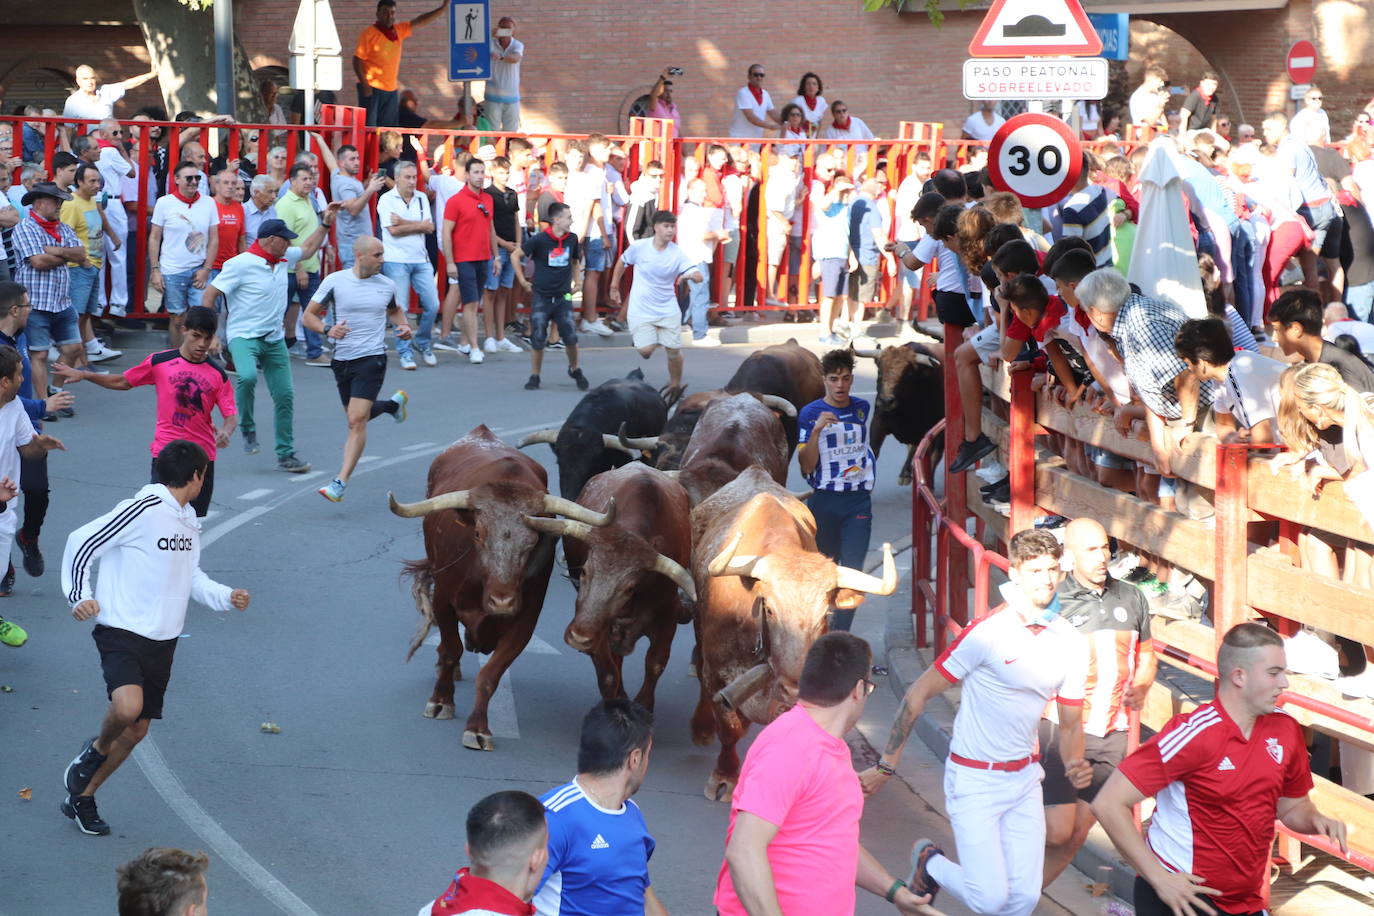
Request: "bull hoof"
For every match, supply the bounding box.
[424,702,455,720]
[423,702,440,718]
[690,722,715,747]
[704,772,736,803]
[897,471,912,487]
[463,730,495,751]
[688,662,698,679]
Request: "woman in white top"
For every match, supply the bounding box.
[789,72,827,137]
[777,104,808,158]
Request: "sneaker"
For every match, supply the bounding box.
[818,334,844,346]
[288,341,307,358]
[305,354,332,367]
[608,318,628,332]
[581,318,614,337]
[979,474,1010,495]
[58,403,75,418]
[692,336,722,348]
[456,342,472,355]
[0,615,27,647]
[483,337,500,353]
[399,354,417,371]
[948,434,997,474]
[432,335,462,352]
[61,793,111,836]
[0,563,13,596]
[982,478,1010,503]
[42,411,58,423]
[64,737,106,795]
[1338,667,1374,699]
[242,430,261,455]
[505,320,530,337]
[468,347,485,365]
[318,478,346,502]
[85,342,122,362]
[908,839,942,904]
[524,374,541,390]
[16,532,43,577]
[108,304,127,318]
[389,390,408,423]
[974,460,1008,484]
[276,455,312,474]
[496,338,522,353]
[568,368,589,391]
[1286,629,1340,680]
[547,340,566,350]
[421,349,437,367]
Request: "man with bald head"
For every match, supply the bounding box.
[62,65,158,122]
[1038,517,1155,888]
[302,236,412,503]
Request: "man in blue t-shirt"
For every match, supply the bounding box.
[534,700,666,916]
[797,348,875,632]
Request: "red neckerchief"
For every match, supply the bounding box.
[802,94,819,112]
[30,212,62,242]
[832,116,852,132]
[375,22,400,41]
[747,84,764,105]
[171,186,200,206]
[1196,85,1214,105]
[96,137,117,150]
[543,226,570,255]
[547,189,565,204]
[246,241,283,265]
[429,868,534,916]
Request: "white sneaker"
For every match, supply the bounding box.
[107,304,127,318]
[85,342,122,362]
[692,336,721,348]
[581,318,614,337]
[468,347,485,365]
[1285,629,1339,680]
[421,349,437,367]
[399,354,417,371]
[1338,668,1374,699]
[975,460,1008,484]
[457,343,472,355]
[483,337,500,353]
[496,337,523,353]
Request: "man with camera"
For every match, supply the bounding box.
[487,17,524,131]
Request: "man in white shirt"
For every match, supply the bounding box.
[62,64,158,122]
[728,64,779,139]
[93,119,135,316]
[677,178,728,346]
[486,16,524,131]
[377,161,439,370]
[149,161,219,347]
[1323,302,1374,355]
[820,100,876,163]
[1128,66,1169,131]
[961,100,1005,143]
[609,211,703,396]
[764,154,799,305]
[1176,316,1287,444]
[1289,86,1332,147]
[566,140,615,338]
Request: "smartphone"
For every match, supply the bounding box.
[667,67,684,76]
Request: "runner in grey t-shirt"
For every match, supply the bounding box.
[302,237,413,503]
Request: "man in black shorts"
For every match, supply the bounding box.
[1038,517,1155,887]
[60,440,251,836]
[515,201,587,391]
[302,236,413,503]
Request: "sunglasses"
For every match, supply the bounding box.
[861,679,877,697]
[109,129,123,137]
[750,72,765,78]
[178,175,199,182]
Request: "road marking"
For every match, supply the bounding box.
[286,471,326,483]
[238,488,275,501]
[425,632,560,655]
[475,653,520,738]
[401,441,436,451]
[357,455,380,464]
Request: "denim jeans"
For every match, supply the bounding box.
[687,261,712,339]
[1348,281,1374,323]
[381,261,438,358]
[809,488,873,632]
[162,267,204,314]
[1230,220,1256,326]
[287,270,323,358]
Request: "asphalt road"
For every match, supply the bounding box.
[0,335,1086,916]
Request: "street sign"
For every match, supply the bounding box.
[963,57,1107,101]
[987,113,1083,208]
[1286,40,1317,84]
[968,0,1102,58]
[1088,13,1129,62]
[288,0,343,92]
[449,0,492,81]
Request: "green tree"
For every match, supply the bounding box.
[861,0,975,26]
[133,0,265,120]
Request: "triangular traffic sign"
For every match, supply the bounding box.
[968,0,1103,58]
[289,0,343,56]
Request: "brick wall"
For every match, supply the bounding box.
[0,26,162,116]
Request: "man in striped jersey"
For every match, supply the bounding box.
[1039,518,1155,887]
[1055,153,1115,268]
[59,440,250,836]
[1093,623,1346,916]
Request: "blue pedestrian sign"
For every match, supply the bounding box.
[1088,13,1129,62]
[449,0,491,80]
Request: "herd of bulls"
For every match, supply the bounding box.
[387,339,945,800]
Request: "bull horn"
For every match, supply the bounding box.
[599,434,640,456]
[541,495,616,527]
[835,542,899,596]
[715,662,773,712]
[851,345,881,359]
[660,469,681,480]
[524,516,594,542]
[651,553,697,601]
[518,428,560,449]
[707,531,763,578]
[388,489,471,517]
[617,421,662,451]
[757,394,797,417]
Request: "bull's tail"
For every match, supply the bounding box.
[401,558,437,662]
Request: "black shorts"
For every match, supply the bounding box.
[1133,876,1265,916]
[933,289,976,328]
[1039,718,1127,806]
[149,457,214,518]
[332,354,387,406]
[92,624,178,720]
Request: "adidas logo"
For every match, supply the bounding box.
[1217,756,1236,771]
[590,834,610,850]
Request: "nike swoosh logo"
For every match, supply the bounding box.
[1003,658,1017,664]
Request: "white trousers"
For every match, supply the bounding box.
[0,501,18,574]
[100,203,129,308]
[927,761,1046,916]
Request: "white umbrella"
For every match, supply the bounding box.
[1127,137,1208,319]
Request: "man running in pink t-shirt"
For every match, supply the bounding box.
[53,306,236,517]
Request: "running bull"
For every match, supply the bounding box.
[850,342,944,485]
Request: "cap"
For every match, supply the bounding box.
[256,218,297,241]
[475,144,498,162]
[21,182,72,206]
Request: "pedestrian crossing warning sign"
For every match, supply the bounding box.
[968,0,1103,58]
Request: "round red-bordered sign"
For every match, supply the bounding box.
[1286,40,1317,85]
[987,113,1083,208]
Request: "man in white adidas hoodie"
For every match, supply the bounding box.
[59,438,250,836]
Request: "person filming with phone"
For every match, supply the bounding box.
[648,69,684,137]
[487,16,524,131]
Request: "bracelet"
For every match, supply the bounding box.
[885,878,907,903]
[875,759,897,776]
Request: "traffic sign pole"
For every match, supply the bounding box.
[449,0,492,82]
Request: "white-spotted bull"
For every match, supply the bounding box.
[527,463,695,711]
[689,466,897,801]
[392,425,615,751]
[851,342,944,485]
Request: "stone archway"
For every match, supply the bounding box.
[0,60,75,113]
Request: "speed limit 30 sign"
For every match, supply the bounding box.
[987,113,1083,208]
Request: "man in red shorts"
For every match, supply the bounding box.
[1093,622,1347,916]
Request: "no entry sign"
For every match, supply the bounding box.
[987,113,1083,208]
[1287,40,1317,84]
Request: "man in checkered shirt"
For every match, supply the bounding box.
[11,182,91,404]
[1076,268,1215,478]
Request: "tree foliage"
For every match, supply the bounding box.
[861,0,975,27]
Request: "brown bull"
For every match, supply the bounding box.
[629,389,799,472]
[391,425,614,751]
[528,463,695,711]
[723,339,824,455]
[675,393,790,506]
[851,342,945,485]
[688,466,897,801]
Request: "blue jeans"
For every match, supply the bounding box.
[358,84,399,127]
[485,247,516,290]
[1230,220,1256,326]
[809,488,873,631]
[687,261,712,339]
[382,261,438,358]
[162,267,204,314]
[1348,281,1374,322]
[287,270,323,358]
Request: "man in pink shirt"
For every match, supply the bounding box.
[715,631,935,916]
[53,306,236,517]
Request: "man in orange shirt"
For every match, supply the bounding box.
[353,0,447,127]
